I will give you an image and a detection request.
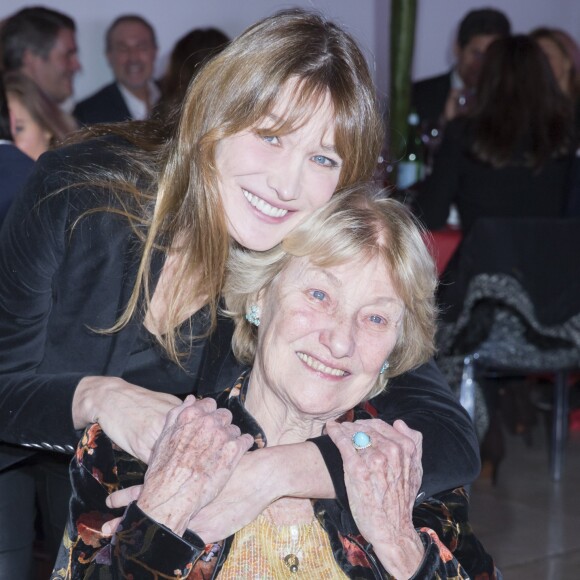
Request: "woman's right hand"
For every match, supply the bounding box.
[137,396,253,537]
[73,376,182,463]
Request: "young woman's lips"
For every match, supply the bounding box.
[296,352,348,377]
[243,189,289,219]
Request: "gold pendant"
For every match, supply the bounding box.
[284,553,299,573]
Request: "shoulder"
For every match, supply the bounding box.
[413,71,452,93]
[75,83,122,110]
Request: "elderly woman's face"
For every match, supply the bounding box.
[253,255,404,419]
[215,80,342,252]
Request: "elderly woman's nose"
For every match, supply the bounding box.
[267,154,302,201]
[321,316,356,358]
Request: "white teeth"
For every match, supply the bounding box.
[243,190,288,218]
[297,352,347,377]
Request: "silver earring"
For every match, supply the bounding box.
[245,304,261,327]
[380,361,389,375]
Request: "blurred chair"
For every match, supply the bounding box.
[435,217,580,481]
[424,226,462,275]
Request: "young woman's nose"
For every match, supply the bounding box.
[267,153,302,201]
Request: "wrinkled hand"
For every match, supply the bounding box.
[136,396,253,537]
[326,418,424,578]
[74,376,181,463]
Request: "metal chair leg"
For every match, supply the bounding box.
[550,371,569,481]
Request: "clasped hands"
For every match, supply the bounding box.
[103,397,425,576]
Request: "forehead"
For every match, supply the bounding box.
[462,34,497,54]
[279,255,400,301]
[109,21,154,45]
[264,79,336,136]
[50,28,77,55]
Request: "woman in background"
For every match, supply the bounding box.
[156,27,230,119]
[413,34,575,234]
[531,27,580,132]
[5,72,77,160]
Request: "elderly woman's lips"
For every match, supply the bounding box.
[296,352,347,377]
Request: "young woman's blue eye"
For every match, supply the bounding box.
[262,135,280,145]
[312,154,338,168]
[312,289,326,301]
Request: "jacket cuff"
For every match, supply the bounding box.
[119,502,205,575]
[307,435,348,508]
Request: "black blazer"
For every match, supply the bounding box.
[74,82,132,125]
[0,138,479,497]
[413,117,574,233]
[411,71,452,127]
[0,143,34,227]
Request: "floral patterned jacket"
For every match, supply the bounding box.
[52,372,496,579]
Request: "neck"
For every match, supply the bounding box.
[124,82,150,103]
[244,368,326,446]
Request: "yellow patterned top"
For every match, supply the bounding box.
[218,513,348,578]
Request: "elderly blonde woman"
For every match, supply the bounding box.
[53,187,495,579]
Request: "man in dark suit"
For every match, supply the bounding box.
[74,15,159,125]
[412,8,511,130]
[0,7,80,118]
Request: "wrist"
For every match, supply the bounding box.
[373,530,424,579]
[72,375,119,429]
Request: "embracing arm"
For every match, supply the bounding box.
[54,399,252,579]
[0,151,84,449]
[0,146,180,458]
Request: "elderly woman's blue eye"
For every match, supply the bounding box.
[312,290,326,301]
[369,315,385,324]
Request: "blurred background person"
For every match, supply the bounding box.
[155,26,229,120]
[531,26,580,142]
[412,34,575,236]
[0,74,34,577]
[0,74,33,228]
[74,14,158,125]
[412,7,511,156]
[4,71,77,161]
[0,6,80,112]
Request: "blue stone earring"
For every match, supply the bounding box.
[380,361,389,375]
[245,304,261,327]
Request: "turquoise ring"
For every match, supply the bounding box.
[352,431,372,450]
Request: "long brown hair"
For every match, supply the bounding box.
[469,34,573,169]
[71,9,384,362]
[4,71,77,145]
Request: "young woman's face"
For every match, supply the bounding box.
[8,96,52,161]
[215,82,343,251]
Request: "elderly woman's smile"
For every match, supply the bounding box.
[244,255,404,440]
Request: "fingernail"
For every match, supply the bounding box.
[105,496,111,507]
[102,523,111,536]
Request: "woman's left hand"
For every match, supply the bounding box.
[326,418,425,579]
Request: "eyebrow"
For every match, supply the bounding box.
[262,113,338,153]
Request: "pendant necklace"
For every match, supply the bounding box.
[264,506,317,574]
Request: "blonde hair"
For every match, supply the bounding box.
[101,9,384,362]
[224,186,438,398]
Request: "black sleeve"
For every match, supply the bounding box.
[310,358,480,504]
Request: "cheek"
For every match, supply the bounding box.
[302,172,340,210]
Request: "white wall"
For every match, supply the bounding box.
[2,0,579,104]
